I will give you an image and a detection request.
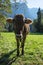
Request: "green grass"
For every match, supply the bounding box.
[0,32,43,65]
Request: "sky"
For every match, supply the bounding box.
[10,0,43,9]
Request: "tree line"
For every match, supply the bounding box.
[33,8,43,33]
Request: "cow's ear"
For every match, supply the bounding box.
[6,18,13,23]
[25,18,32,24]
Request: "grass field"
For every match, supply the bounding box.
[0,32,43,65]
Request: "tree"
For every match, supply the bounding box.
[37,8,41,32]
[0,0,12,31]
[0,0,11,13]
[37,8,41,23]
[33,8,43,33]
[0,0,11,21]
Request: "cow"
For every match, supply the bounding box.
[6,14,32,56]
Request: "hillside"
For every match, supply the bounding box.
[0,2,38,20]
[0,2,43,20]
[8,2,38,20]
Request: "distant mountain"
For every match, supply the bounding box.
[10,2,38,20]
[0,2,43,20]
[28,8,38,20]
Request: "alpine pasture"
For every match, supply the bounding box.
[0,32,43,65]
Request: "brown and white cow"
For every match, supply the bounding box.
[6,14,32,56]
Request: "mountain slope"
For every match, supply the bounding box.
[11,2,38,20]
[0,2,42,20]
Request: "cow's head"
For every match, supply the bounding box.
[13,14,32,37]
[6,14,32,38]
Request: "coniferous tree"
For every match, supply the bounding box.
[37,7,41,32]
[33,8,41,33]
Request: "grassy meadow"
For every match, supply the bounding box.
[0,32,43,65]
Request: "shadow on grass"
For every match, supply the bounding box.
[0,48,21,65]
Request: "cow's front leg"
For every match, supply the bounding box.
[16,37,20,56]
[21,35,26,55]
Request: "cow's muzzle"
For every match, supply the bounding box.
[16,33,23,41]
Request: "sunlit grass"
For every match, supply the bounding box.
[0,32,43,65]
